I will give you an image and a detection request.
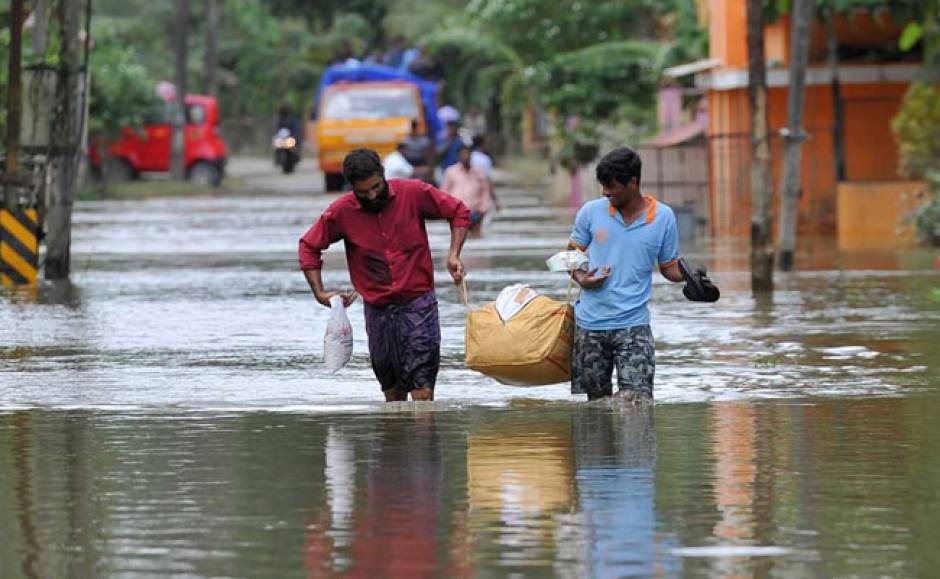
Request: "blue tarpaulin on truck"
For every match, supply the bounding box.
[314,63,441,140]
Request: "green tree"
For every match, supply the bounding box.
[466,0,663,63]
[424,0,683,158]
[384,0,465,41]
[88,22,157,137]
[536,41,662,127]
[88,0,359,151]
[893,1,940,246]
[262,0,389,43]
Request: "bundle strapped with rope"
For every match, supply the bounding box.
[459,277,576,386]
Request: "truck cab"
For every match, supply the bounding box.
[316,82,427,191]
[313,64,440,191]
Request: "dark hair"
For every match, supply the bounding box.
[342,148,383,184]
[471,135,485,149]
[595,147,642,187]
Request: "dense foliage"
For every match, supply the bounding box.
[892,0,940,246]
[2,0,705,155]
[89,0,341,149]
[892,83,940,181]
[910,173,940,246]
[893,83,940,246]
[87,22,157,136]
[424,0,703,165]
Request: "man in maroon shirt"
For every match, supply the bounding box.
[299,148,471,402]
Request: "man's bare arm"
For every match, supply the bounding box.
[660,261,683,283]
[447,225,469,283]
[303,269,357,308]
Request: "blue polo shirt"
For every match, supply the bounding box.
[568,196,679,330]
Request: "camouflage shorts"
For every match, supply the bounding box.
[571,325,655,400]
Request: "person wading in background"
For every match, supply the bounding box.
[442,144,497,238]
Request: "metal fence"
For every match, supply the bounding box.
[635,143,710,236]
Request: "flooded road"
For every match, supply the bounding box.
[1,171,939,576]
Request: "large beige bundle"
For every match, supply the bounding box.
[465,293,574,386]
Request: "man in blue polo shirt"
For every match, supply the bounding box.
[567,147,685,403]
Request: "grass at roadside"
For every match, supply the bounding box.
[76,177,245,201]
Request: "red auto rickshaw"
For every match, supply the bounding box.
[91,94,227,186]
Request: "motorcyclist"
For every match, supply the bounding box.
[276,105,303,147]
[274,104,303,173]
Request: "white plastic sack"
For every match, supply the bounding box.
[546,250,589,273]
[324,295,353,372]
[494,284,540,323]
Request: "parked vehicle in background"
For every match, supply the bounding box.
[90,95,227,186]
[314,64,440,192]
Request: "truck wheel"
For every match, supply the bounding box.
[106,157,137,182]
[324,172,345,191]
[188,161,221,187]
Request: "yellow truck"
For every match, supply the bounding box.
[314,65,438,191]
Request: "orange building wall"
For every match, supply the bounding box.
[711,0,789,69]
[837,181,927,249]
[840,83,908,182]
[808,13,906,63]
[710,0,748,68]
[764,16,789,65]
[705,0,914,239]
[712,4,906,68]
[708,80,908,239]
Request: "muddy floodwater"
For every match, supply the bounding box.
[1,179,939,577]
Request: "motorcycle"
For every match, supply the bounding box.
[272,127,300,174]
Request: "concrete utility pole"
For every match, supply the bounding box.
[205,0,218,97]
[170,0,189,180]
[826,5,847,183]
[746,0,774,293]
[44,0,85,280]
[31,0,51,55]
[5,0,24,209]
[778,0,814,272]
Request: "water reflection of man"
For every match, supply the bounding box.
[567,147,685,403]
[298,148,470,402]
[351,415,444,577]
[304,415,448,578]
[572,407,677,577]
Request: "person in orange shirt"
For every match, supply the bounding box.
[441,145,499,237]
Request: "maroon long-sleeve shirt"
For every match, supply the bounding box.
[299,178,471,306]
